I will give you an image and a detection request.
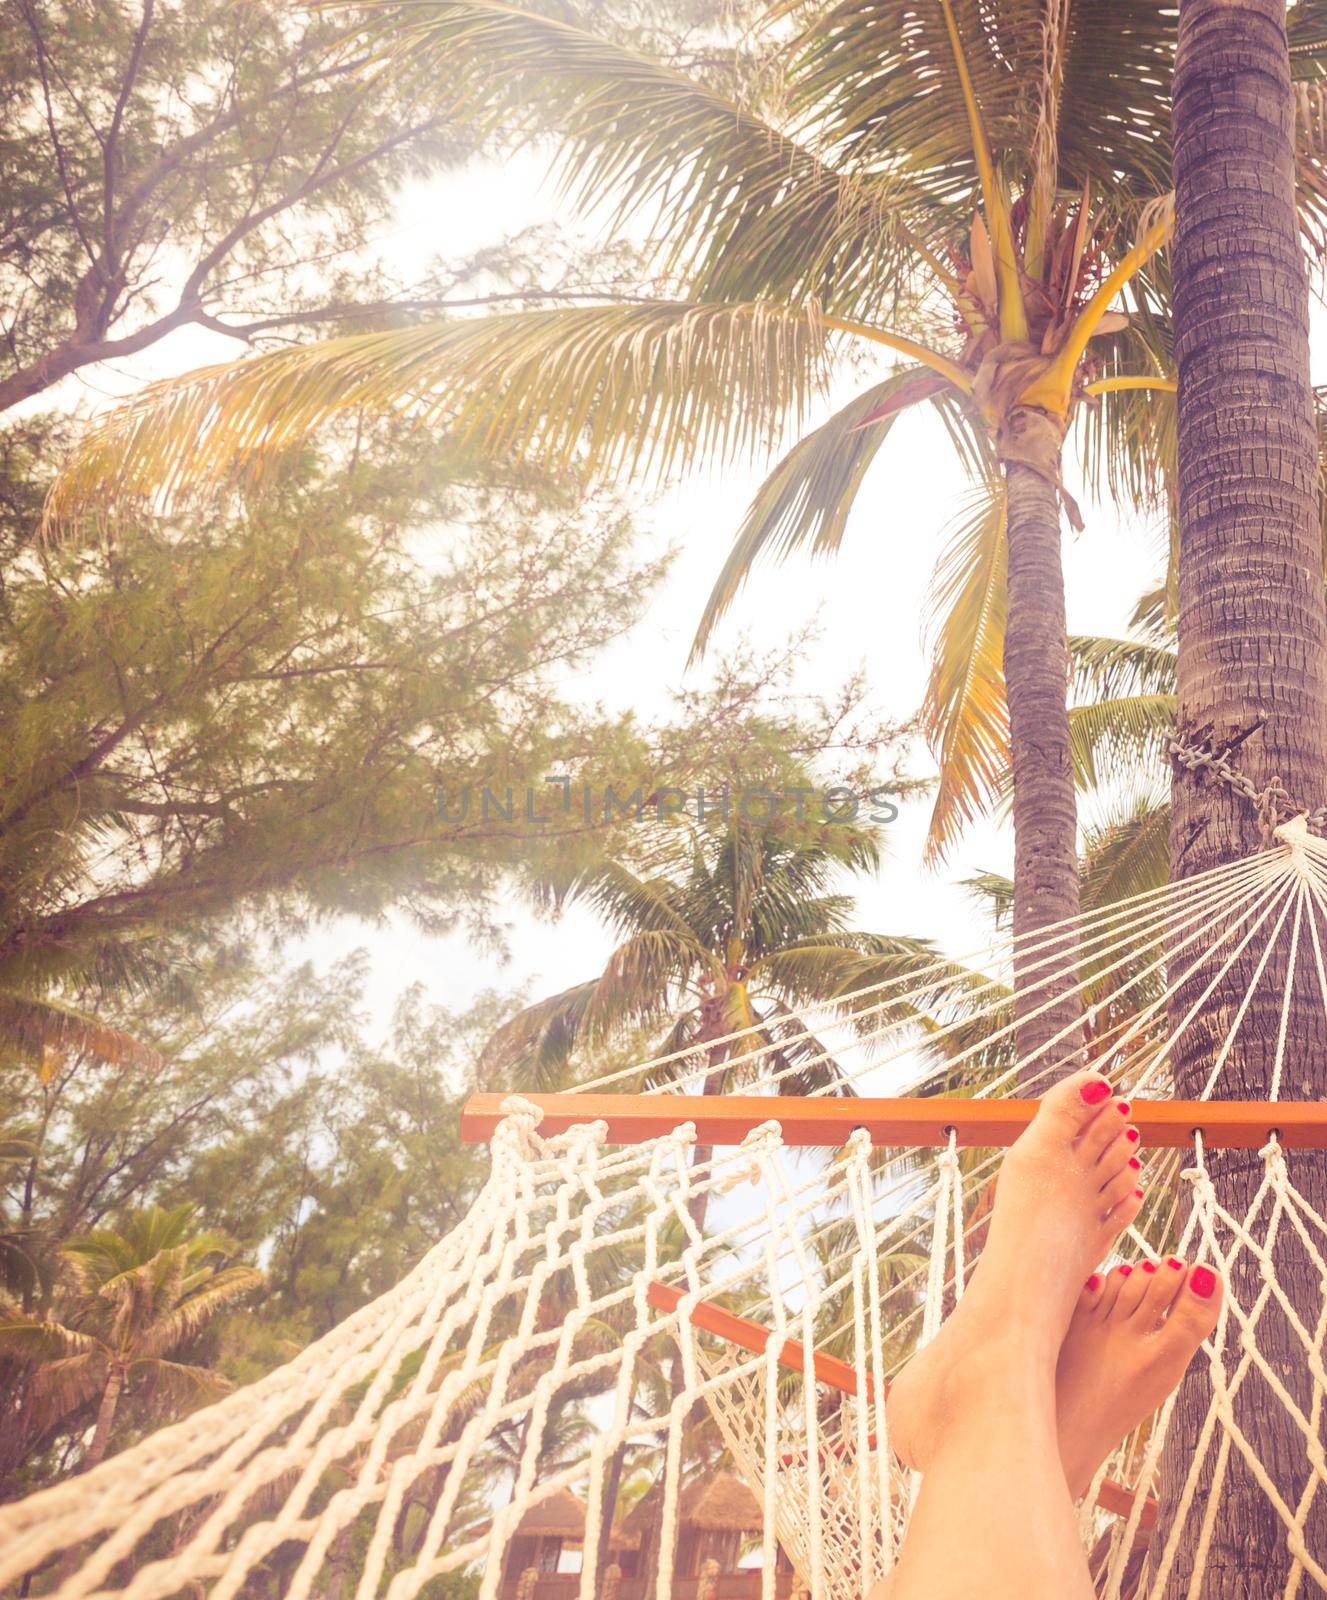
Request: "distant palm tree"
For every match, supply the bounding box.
[0,1124,42,1303]
[0,993,162,1078]
[0,1203,260,1471]
[50,2,1327,1067]
[481,818,977,1229]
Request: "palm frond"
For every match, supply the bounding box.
[1069,634,1177,701]
[0,1313,101,1364]
[478,928,705,1089]
[16,1350,108,1429]
[133,1266,264,1360]
[962,869,1014,925]
[1081,791,1170,910]
[784,0,1174,207]
[47,303,834,527]
[344,1,920,312]
[1076,287,1176,513]
[0,992,163,1075]
[692,368,957,658]
[921,480,1008,862]
[1068,695,1175,792]
[756,934,989,1036]
[129,1356,232,1408]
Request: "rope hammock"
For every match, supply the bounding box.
[4,818,1327,1599]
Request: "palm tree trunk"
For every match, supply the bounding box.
[53,1364,126,1584]
[83,1363,124,1469]
[685,1033,730,1233]
[594,1438,630,1594]
[1163,2,1327,1592]
[1002,452,1085,1080]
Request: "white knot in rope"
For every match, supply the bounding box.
[716,1119,783,1193]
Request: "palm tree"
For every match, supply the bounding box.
[0,994,162,1078]
[49,0,1318,1072]
[0,1203,261,1474]
[480,817,975,1225]
[0,1124,42,1304]
[1163,3,1327,1593]
[40,6,1327,1042]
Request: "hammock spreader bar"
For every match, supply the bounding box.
[645,1281,1159,1532]
[461,1093,1327,1149]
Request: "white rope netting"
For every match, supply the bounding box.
[4,821,1327,1599]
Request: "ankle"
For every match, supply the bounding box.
[921,1330,1056,1416]
[958,1275,1068,1366]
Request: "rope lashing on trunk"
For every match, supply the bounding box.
[1166,728,1327,843]
[3,834,1327,1598]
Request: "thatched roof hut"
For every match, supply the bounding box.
[675,1473,763,1531]
[618,1471,763,1577]
[500,1488,587,1580]
[620,1470,762,1537]
[511,1489,588,1543]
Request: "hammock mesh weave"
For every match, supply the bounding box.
[3,822,1327,1599]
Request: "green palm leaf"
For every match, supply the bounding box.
[46,302,834,526]
[1081,791,1170,909]
[692,367,957,658]
[345,1,922,313]
[784,0,1173,206]
[921,480,1008,862]
[1066,633,1176,790]
[1069,695,1176,791]
[1068,634,1177,700]
[0,992,163,1075]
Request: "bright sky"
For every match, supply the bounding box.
[302,150,1165,1034]
[56,144,1198,1043]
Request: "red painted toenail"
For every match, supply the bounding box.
[1117,1100,1131,1116]
[1086,1274,1101,1291]
[1117,1264,1133,1276]
[1190,1266,1217,1299]
[1134,1187,1144,1199]
[1128,1155,1141,1170]
[1167,1257,1184,1271]
[1142,1261,1158,1274]
[1080,1079,1112,1104]
[1126,1127,1140,1143]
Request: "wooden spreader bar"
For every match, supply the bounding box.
[461,1092,1327,1150]
[645,1281,1157,1532]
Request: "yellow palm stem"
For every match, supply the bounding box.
[819,313,974,393]
[1083,375,1177,396]
[1019,199,1174,416]
[935,0,1027,342]
[899,223,964,298]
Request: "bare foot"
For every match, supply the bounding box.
[1056,1255,1223,1498]
[887,1071,1144,1473]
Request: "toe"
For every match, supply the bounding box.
[1101,1181,1144,1240]
[1097,1261,1133,1315]
[1115,1256,1155,1316]
[1135,1255,1189,1324]
[1092,1124,1142,1182]
[1042,1071,1115,1134]
[1114,1254,1152,1318]
[1080,1270,1108,1310]
[1099,1161,1143,1214]
[1166,1263,1223,1346]
[1078,1100,1135,1163]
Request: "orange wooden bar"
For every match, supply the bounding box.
[645,1280,1157,1532]
[461,1092,1327,1150]
[646,1280,869,1397]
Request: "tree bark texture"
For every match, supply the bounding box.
[1164,2,1327,1591]
[1003,452,1085,1080]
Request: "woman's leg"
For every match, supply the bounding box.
[884,1069,1147,1600]
[870,1255,1224,1599]
[891,1336,1091,1599]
